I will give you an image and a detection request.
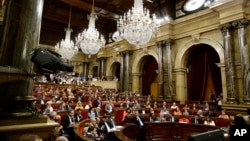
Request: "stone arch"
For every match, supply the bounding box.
[174,37,225,103]
[132,50,158,73]
[131,49,158,93]
[106,58,121,77]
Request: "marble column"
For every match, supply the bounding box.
[119,52,124,92]
[232,19,250,104]
[164,39,174,101]
[0,0,44,118]
[220,23,237,104]
[124,50,132,91]
[156,40,164,100]
[83,62,89,79]
[97,59,101,79]
[97,57,107,78]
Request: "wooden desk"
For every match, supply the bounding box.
[115,122,221,141]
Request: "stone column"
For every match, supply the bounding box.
[97,59,101,79]
[165,39,174,101]
[100,57,107,78]
[156,40,164,100]
[220,23,237,104]
[0,0,44,118]
[119,52,124,92]
[124,50,132,91]
[83,62,89,79]
[232,19,250,104]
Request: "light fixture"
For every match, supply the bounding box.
[76,0,105,58]
[55,6,78,60]
[117,0,159,48]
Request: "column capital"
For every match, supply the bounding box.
[120,50,133,56]
[219,22,232,32]
[156,39,174,48]
[232,18,249,28]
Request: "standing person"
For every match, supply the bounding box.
[134,110,144,141]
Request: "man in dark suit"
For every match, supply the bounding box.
[86,126,97,141]
[96,96,102,107]
[166,115,178,122]
[74,108,83,123]
[190,115,203,124]
[107,114,117,129]
[134,110,144,141]
[62,109,75,141]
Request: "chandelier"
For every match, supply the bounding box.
[117,0,159,48]
[76,0,105,57]
[55,6,78,60]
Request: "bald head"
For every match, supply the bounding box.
[55,136,68,141]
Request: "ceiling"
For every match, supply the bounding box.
[40,0,179,46]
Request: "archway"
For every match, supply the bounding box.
[187,44,222,102]
[92,66,98,78]
[141,55,158,96]
[110,62,121,80]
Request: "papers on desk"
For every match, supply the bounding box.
[109,126,124,132]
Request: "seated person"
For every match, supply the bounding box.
[162,101,167,108]
[204,103,210,111]
[160,107,171,116]
[156,113,166,122]
[74,108,83,122]
[197,108,204,117]
[218,110,229,119]
[153,100,158,108]
[173,107,182,116]
[86,126,101,141]
[149,112,156,122]
[166,114,178,122]
[88,107,96,118]
[170,102,178,109]
[145,101,151,109]
[190,115,203,124]
[192,103,196,110]
[182,104,190,110]
[179,115,190,124]
[182,109,189,116]
[204,116,215,126]
[61,109,76,140]
[74,101,84,110]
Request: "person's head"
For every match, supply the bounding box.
[68,109,74,117]
[55,136,68,141]
[172,102,176,106]
[88,126,97,134]
[76,108,82,114]
[221,110,226,115]
[19,134,41,141]
[135,110,140,116]
[77,101,81,105]
[206,116,211,122]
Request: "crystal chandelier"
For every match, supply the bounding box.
[76,0,105,57]
[117,0,159,48]
[55,6,78,60]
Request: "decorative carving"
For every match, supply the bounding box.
[192,34,200,42]
[143,47,148,54]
